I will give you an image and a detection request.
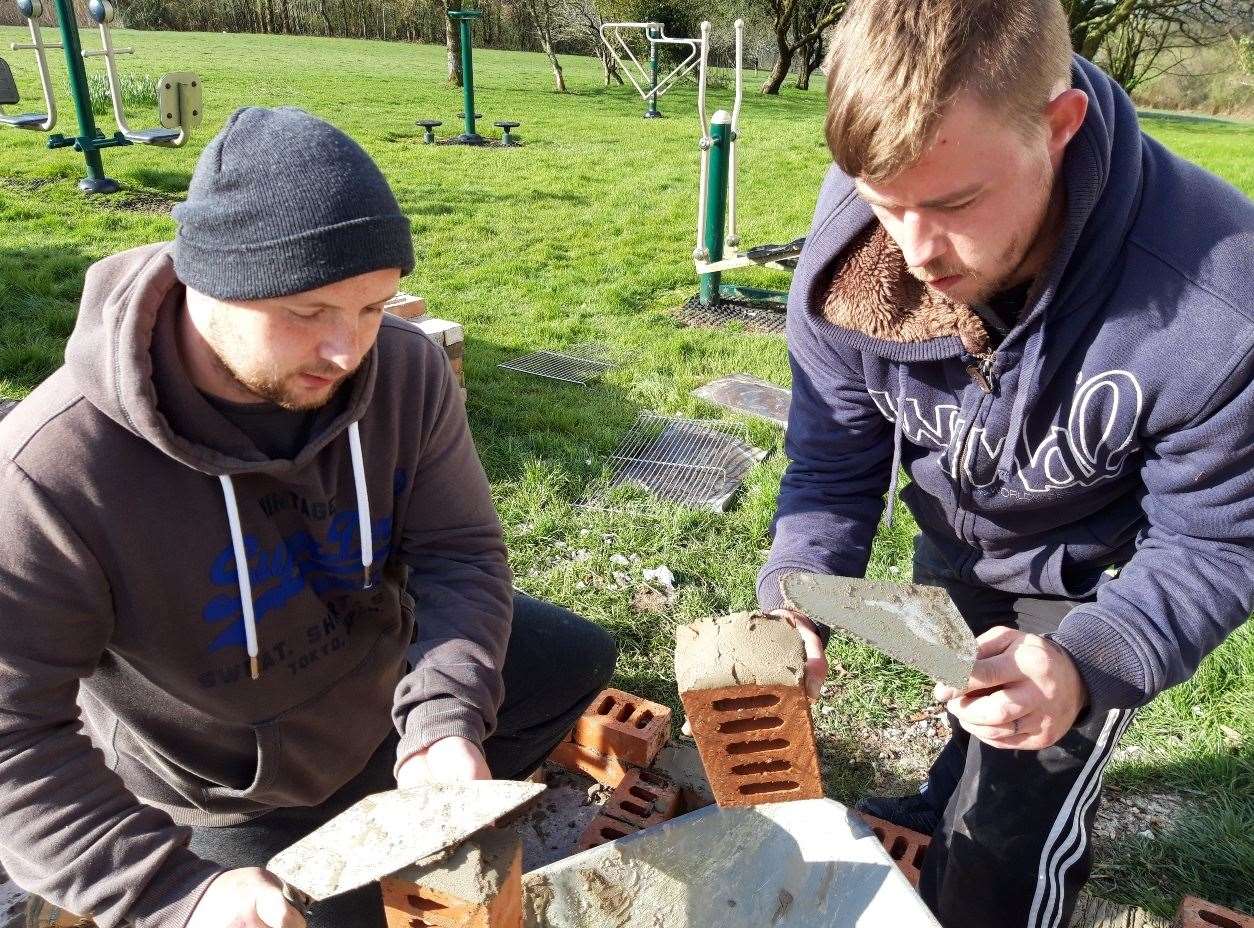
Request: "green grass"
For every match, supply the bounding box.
[0,28,1251,918]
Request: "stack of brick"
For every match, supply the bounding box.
[380,825,522,928]
[381,291,466,399]
[673,611,824,809]
[576,769,682,852]
[548,687,671,789]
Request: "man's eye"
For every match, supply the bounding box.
[288,308,321,320]
[940,199,976,213]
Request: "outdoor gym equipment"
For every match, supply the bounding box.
[692,19,804,309]
[0,0,203,194]
[0,0,57,131]
[418,8,519,146]
[599,21,703,119]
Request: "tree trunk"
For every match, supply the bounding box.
[795,39,821,89]
[544,42,567,92]
[444,0,463,86]
[761,42,795,95]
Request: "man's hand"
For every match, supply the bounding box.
[186,868,305,928]
[396,735,491,789]
[770,609,829,700]
[935,626,1088,751]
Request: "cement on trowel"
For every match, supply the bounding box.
[391,824,520,902]
[521,798,939,928]
[781,573,976,688]
[692,374,791,428]
[674,611,805,693]
[267,781,544,901]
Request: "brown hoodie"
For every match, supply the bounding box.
[0,244,512,927]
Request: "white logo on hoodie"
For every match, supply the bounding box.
[870,369,1144,493]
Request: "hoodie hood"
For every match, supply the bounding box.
[810,55,1145,486]
[65,241,379,479]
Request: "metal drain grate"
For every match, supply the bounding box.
[678,295,787,335]
[499,344,616,385]
[583,413,766,512]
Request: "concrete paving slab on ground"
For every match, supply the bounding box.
[692,374,791,427]
[521,798,940,928]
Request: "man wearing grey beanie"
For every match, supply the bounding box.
[0,107,617,928]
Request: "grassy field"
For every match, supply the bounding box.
[0,28,1250,918]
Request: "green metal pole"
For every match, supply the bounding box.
[448,9,484,144]
[50,0,119,193]
[644,24,661,118]
[699,110,731,306]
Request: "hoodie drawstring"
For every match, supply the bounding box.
[348,421,373,590]
[883,364,907,529]
[218,421,373,681]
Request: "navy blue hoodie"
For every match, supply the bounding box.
[758,56,1254,715]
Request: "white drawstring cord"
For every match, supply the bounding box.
[348,421,373,589]
[219,474,260,680]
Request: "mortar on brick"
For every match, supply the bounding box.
[391,825,520,903]
[674,612,805,694]
[781,574,976,688]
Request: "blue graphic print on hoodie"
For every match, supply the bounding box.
[758,55,1254,715]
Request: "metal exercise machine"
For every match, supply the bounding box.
[693,19,804,309]
[599,21,704,119]
[0,0,202,193]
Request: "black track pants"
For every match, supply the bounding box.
[913,539,1134,928]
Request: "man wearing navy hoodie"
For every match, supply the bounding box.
[759,1,1254,926]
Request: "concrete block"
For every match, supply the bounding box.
[571,688,671,767]
[384,292,427,319]
[781,574,976,688]
[418,318,465,348]
[600,769,681,831]
[692,374,790,427]
[522,798,940,928]
[547,741,628,788]
[1173,897,1254,928]
[680,683,824,808]
[382,826,522,928]
[857,813,930,888]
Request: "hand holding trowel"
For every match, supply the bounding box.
[260,780,544,923]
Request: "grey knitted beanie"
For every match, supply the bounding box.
[172,107,415,300]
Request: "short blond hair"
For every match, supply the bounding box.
[825,0,1073,181]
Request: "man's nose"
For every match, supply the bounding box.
[896,210,947,270]
[319,320,360,371]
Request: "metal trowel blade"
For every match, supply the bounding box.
[266,780,544,902]
[781,573,976,687]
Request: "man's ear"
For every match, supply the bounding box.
[1043,89,1088,164]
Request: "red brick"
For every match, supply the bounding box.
[601,769,682,830]
[679,683,823,808]
[572,688,671,766]
[1173,896,1254,928]
[857,813,931,888]
[547,740,627,788]
[575,813,640,852]
[379,840,522,928]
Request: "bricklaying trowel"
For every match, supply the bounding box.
[780,573,977,688]
[265,781,545,914]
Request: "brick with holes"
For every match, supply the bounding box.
[1172,896,1254,928]
[380,825,522,928]
[575,813,639,852]
[571,688,672,767]
[674,612,824,808]
[546,739,629,788]
[857,812,931,888]
[600,769,682,831]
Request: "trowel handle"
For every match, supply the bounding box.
[259,881,313,924]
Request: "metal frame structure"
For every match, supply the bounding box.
[447,8,486,144]
[0,0,202,194]
[498,344,616,386]
[599,21,703,119]
[692,19,800,309]
[0,1,58,132]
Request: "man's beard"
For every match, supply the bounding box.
[207,319,346,411]
[912,231,1030,306]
